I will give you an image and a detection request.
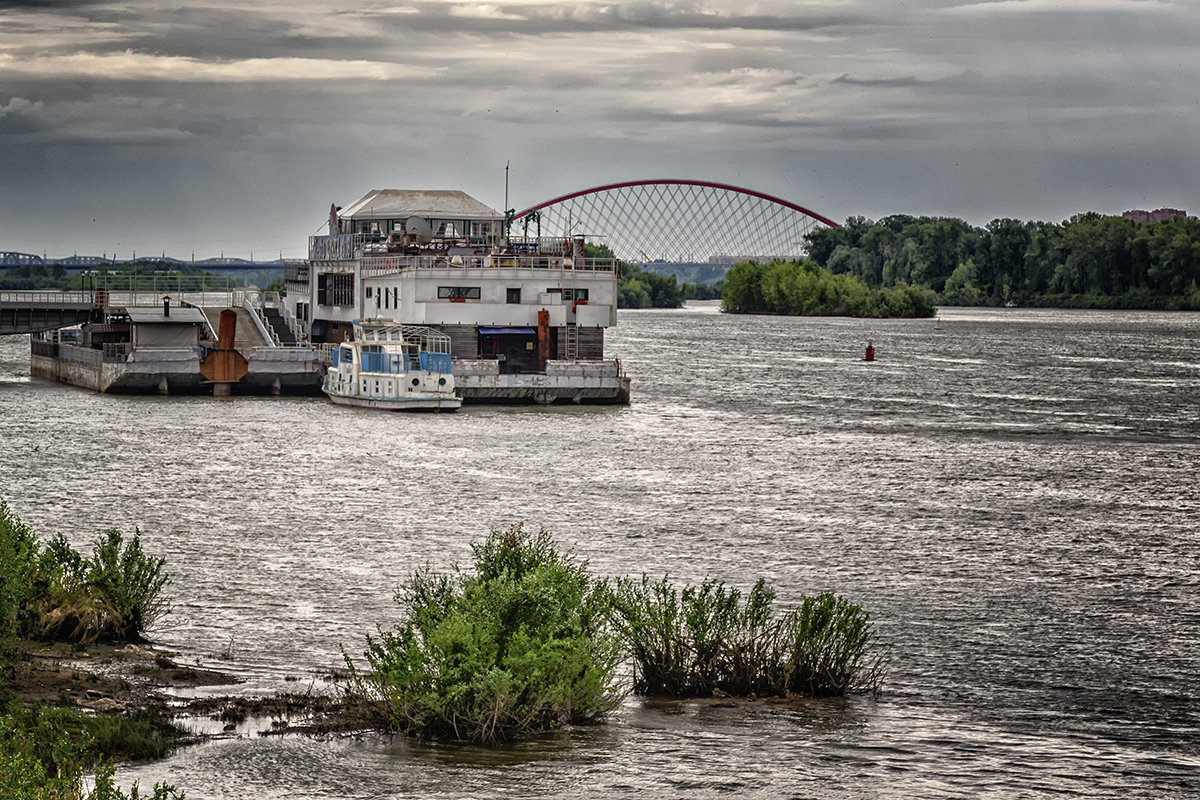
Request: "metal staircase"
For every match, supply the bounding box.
[263,306,298,345]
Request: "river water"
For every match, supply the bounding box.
[1,303,1198,799]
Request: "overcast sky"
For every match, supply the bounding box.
[1,0,1195,259]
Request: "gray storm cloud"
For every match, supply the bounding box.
[1,0,1195,258]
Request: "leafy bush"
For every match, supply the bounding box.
[1,707,183,800]
[346,524,624,742]
[85,530,170,642]
[0,502,169,644]
[609,575,888,698]
[1,502,40,640]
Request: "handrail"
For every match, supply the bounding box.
[0,290,94,307]
[357,254,616,277]
[309,234,615,272]
[241,298,279,347]
[179,299,218,340]
[102,290,238,308]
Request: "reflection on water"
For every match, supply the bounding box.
[1,304,1198,798]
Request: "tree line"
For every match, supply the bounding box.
[804,212,1200,309]
[721,259,937,318]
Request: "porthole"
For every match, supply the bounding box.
[438,378,446,386]
[411,378,420,386]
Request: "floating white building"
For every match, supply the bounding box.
[286,189,630,404]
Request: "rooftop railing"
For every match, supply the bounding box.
[309,234,614,273]
[357,253,615,277]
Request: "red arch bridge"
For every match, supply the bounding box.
[512,179,840,265]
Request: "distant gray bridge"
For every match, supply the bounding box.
[0,251,289,272]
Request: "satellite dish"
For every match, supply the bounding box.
[405,216,433,244]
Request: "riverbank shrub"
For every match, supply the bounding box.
[608,576,888,698]
[0,502,169,644]
[1,706,183,799]
[346,524,625,743]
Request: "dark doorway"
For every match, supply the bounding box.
[478,327,540,373]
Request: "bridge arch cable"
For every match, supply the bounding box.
[513,180,840,264]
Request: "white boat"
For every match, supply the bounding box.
[322,320,462,411]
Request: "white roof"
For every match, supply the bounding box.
[339,189,501,222]
[124,306,208,324]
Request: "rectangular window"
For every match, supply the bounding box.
[438,286,481,302]
[365,287,373,298]
[318,273,354,306]
[332,273,355,306]
[506,288,521,304]
[546,288,589,302]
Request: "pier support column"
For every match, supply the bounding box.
[157,377,169,395]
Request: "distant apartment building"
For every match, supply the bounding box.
[1122,208,1188,223]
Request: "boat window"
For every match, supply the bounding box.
[506,288,521,304]
[342,347,353,364]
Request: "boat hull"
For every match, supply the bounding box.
[323,390,461,411]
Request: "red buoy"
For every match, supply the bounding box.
[864,341,875,362]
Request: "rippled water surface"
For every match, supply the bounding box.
[2,304,1198,798]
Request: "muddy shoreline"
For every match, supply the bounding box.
[4,638,354,759]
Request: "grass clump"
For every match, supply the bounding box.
[345,524,624,743]
[609,576,888,698]
[0,501,169,644]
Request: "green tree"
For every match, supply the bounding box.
[942,259,985,305]
[720,260,769,313]
[1150,232,1200,294]
[982,219,1032,299]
